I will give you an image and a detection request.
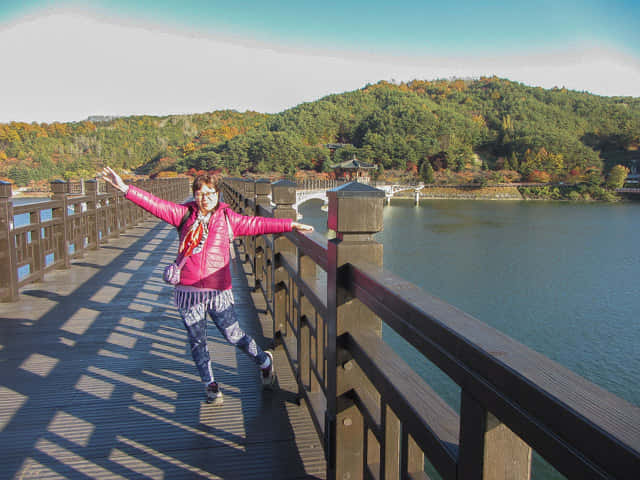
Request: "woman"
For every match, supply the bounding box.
[102,167,313,405]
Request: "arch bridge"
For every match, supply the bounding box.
[294,181,427,213]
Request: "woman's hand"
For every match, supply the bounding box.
[100,166,128,193]
[291,222,314,233]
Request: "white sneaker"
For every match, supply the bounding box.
[261,350,277,389]
[205,382,224,405]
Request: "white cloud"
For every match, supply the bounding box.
[1,12,639,123]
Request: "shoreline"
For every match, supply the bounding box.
[391,185,636,202]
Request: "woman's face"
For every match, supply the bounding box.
[194,183,219,214]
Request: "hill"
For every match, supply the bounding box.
[1,77,638,186]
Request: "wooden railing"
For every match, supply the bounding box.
[222,177,639,480]
[293,179,347,191]
[0,177,191,302]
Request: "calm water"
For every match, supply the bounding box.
[299,198,640,478]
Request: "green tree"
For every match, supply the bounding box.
[606,164,630,189]
[8,165,31,186]
[420,161,435,183]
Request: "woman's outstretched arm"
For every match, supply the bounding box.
[291,222,314,233]
[101,166,129,193]
[100,166,190,228]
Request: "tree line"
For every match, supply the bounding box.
[1,77,638,188]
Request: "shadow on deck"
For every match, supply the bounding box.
[0,219,325,479]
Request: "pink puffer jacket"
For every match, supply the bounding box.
[125,185,292,290]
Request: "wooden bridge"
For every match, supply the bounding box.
[1,176,639,479]
[0,177,325,479]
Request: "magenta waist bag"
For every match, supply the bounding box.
[163,255,187,285]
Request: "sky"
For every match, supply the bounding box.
[1,0,639,124]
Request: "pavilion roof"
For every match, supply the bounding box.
[332,156,376,170]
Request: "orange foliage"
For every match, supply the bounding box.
[406,162,418,175]
[526,170,551,183]
[155,171,178,178]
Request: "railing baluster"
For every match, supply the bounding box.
[244,180,256,265]
[29,207,43,282]
[298,252,315,399]
[0,181,18,302]
[459,390,531,480]
[51,180,71,269]
[85,180,99,249]
[254,180,270,291]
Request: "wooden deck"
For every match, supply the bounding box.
[0,219,326,479]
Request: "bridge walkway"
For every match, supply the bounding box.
[0,219,325,479]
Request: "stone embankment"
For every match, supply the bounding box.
[396,186,523,200]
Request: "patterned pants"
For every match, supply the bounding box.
[178,302,268,384]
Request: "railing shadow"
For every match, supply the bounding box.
[0,218,320,479]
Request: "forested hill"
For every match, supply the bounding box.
[1,77,639,186]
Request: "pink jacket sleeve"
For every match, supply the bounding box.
[224,206,292,236]
[125,185,190,228]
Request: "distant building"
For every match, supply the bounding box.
[324,143,351,150]
[331,155,376,184]
[323,143,352,160]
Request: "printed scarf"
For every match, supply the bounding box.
[179,212,211,257]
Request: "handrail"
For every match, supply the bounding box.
[0,177,191,302]
[221,177,639,480]
[349,262,640,478]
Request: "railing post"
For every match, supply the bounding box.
[271,180,297,342]
[458,391,532,479]
[244,180,256,264]
[29,199,44,283]
[105,181,121,237]
[326,182,387,480]
[117,181,127,233]
[85,180,100,249]
[254,179,270,291]
[50,179,71,269]
[298,233,317,399]
[0,181,18,302]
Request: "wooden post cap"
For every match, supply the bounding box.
[255,179,271,196]
[327,181,385,233]
[0,180,13,198]
[85,179,98,192]
[50,179,69,194]
[244,179,255,195]
[271,180,296,205]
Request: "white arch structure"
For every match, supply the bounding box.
[378,184,425,205]
[292,183,427,218]
[294,189,329,217]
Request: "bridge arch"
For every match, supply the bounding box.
[294,190,328,215]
